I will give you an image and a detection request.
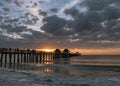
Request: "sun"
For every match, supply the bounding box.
[43,49,53,52]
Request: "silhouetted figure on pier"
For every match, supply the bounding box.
[54,49,61,58]
[62,49,70,58]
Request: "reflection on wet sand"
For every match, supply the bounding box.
[0,58,73,75]
[1,56,120,77]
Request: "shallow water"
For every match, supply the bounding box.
[71,55,120,66]
[0,55,120,77]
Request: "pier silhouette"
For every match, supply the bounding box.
[0,48,54,64]
[0,48,81,64]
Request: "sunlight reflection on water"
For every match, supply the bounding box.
[0,55,120,77]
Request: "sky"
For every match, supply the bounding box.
[0,0,120,55]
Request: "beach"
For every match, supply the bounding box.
[0,56,120,86]
[0,67,120,86]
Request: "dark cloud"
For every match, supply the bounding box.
[0,24,27,33]
[0,0,120,49]
[0,34,9,41]
[14,0,21,6]
[66,11,102,32]
[21,30,48,42]
[0,28,51,48]
[80,0,120,11]
[64,0,120,32]
[64,7,79,17]
[102,6,120,20]
[50,8,58,13]
[80,0,109,11]
[41,15,72,36]
[17,29,59,48]
[60,0,120,48]
[39,10,47,16]
[33,2,38,7]
[39,1,43,3]
[5,0,12,3]
[3,7,10,12]
[0,2,3,6]
[23,13,39,25]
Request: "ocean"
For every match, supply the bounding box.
[0,55,120,77]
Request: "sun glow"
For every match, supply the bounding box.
[42,49,53,52]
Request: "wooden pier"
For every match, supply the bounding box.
[0,48,80,64]
[0,48,54,64]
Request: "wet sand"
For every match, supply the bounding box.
[0,68,120,86]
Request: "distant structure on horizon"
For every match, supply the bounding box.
[54,48,81,58]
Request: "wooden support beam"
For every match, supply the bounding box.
[0,53,3,62]
[5,53,7,63]
[17,53,20,63]
[9,53,12,63]
[24,53,26,63]
[13,54,16,63]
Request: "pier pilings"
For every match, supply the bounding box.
[0,51,55,64]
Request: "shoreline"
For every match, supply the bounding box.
[0,68,120,86]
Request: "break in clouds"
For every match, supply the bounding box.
[0,0,120,49]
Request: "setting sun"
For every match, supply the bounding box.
[42,49,53,52]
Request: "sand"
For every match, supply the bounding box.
[0,68,120,86]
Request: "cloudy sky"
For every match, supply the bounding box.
[0,0,120,54]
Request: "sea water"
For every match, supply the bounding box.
[0,55,120,77]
